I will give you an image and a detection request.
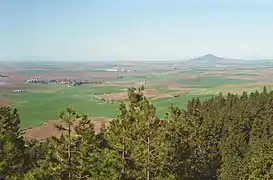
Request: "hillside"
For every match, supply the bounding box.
[0,87,273,179]
[185,54,273,68]
[185,54,244,67]
[191,54,225,61]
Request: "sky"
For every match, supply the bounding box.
[0,0,273,61]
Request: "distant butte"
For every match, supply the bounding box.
[191,54,224,61]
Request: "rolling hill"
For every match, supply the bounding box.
[184,54,273,68]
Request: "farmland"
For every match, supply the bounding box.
[1,56,273,139]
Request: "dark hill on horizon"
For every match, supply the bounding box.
[183,54,243,67]
[191,54,225,61]
[184,54,273,67]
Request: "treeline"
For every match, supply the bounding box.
[0,87,273,179]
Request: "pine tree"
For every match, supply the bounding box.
[105,102,135,179]
[165,105,190,179]
[0,106,25,179]
[26,107,89,179]
[131,96,170,179]
[243,137,273,179]
[73,114,119,179]
[167,103,221,180]
[106,87,172,179]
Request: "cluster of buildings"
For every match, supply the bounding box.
[13,89,24,93]
[25,78,103,85]
[0,74,9,78]
[105,68,136,72]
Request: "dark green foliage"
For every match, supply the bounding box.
[1,87,273,179]
[24,107,120,180]
[106,88,170,179]
[0,106,25,179]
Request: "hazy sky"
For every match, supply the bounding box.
[0,0,273,61]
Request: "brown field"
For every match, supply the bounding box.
[203,68,273,82]
[167,84,200,91]
[24,117,111,140]
[98,89,173,101]
[0,99,11,106]
[99,81,136,87]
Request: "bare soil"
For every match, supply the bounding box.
[24,117,111,140]
[167,84,200,91]
[0,99,11,106]
[100,81,136,87]
[99,89,172,101]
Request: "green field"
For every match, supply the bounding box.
[119,74,176,82]
[177,76,255,88]
[3,76,260,128]
[232,73,259,76]
[2,63,272,129]
[7,85,123,128]
[8,84,214,128]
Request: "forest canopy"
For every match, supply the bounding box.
[0,87,273,179]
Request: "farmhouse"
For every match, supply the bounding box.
[140,81,147,85]
[13,89,24,93]
[106,69,119,72]
[105,68,136,72]
[0,74,9,78]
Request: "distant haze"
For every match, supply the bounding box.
[1,0,273,61]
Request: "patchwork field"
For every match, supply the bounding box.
[1,59,273,139]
